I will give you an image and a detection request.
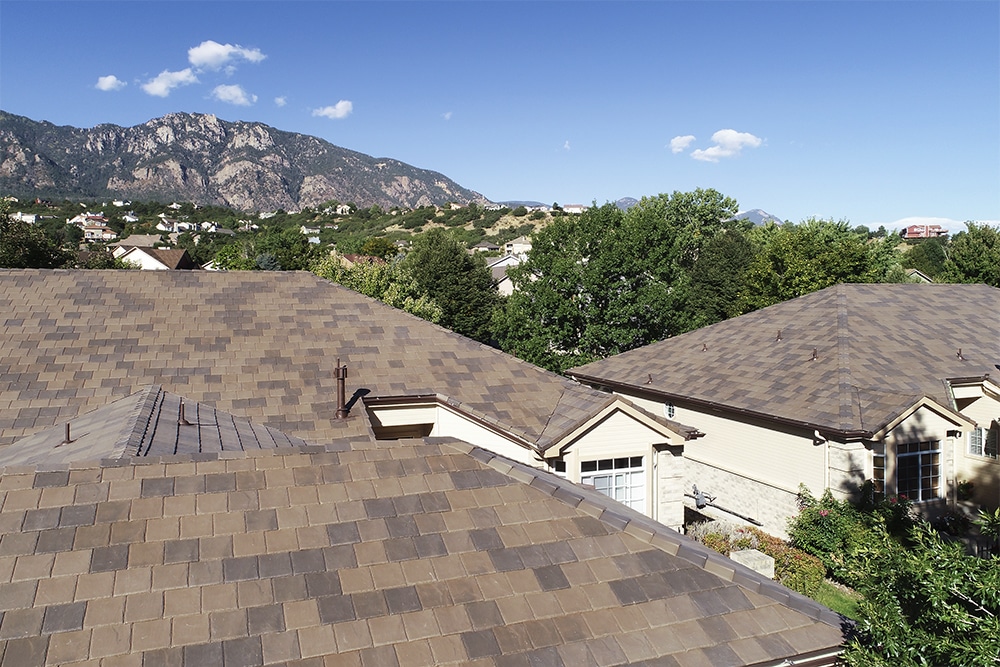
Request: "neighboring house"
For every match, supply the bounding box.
[470,241,501,254]
[904,224,947,239]
[487,253,524,297]
[905,268,933,283]
[111,246,199,270]
[121,212,140,224]
[0,384,845,666]
[83,224,118,241]
[336,253,386,269]
[11,211,37,223]
[300,225,321,236]
[568,284,1000,537]
[563,204,589,214]
[114,234,162,248]
[504,235,532,257]
[0,270,699,531]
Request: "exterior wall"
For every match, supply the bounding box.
[621,392,829,536]
[367,403,542,467]
[368,402,686,529]
[882,406,964,514]
[954,388,1000,509]
[123,250,170,271]
[558,409,683,530]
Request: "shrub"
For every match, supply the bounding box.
[687,521,825,597]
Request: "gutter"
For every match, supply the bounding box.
[567,371,874,440]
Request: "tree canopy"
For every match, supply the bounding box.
[400,229,500,344]
[0,202,70,268]
[940,222,1000,287]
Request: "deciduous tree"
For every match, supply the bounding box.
[940,222,1000,287]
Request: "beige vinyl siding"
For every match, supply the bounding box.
[884,406,962,504]
[559,409,682,528]
[952,391,1000,508]
[622,393,825,495]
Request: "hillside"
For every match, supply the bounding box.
[0,111,492,212]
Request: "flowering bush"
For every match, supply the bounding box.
[687,521,825,597]
[788,484,916,588]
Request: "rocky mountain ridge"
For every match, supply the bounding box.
[0,111,492,212]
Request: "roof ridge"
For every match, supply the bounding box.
[835,284,858,431]
[110,384,164,457]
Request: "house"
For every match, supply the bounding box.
[300,225,321,236]
[562,204,589,215]
[11,211,37,224]
[122,212,140,224]
[113,234,162,248]
[504,235,532,258]
[470,241,500,254]
[0,383,845,666]
[568,283,1000,537]
[487,253,524,297]
[335,253,386,269]
[111,246,199,270]
[0,270,700,532]
[82,224,118,242]
[903,224,947,239]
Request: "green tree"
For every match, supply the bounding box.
[940,222,1000,287]
[739,219,905,312]
[493,190,741,373]
[360,237,399,261]
[685,228,756,328]
[901,238,948,279]
[212,242,256,270]
[311,255,442,323]
[0,202,70,268]
[843,522,1000,666]
[401,229,500,344]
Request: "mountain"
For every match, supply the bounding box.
[0,111,492,212]
[615,197,639,211]
[733,208,784,225]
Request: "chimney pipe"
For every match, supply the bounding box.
[336,359,349,419]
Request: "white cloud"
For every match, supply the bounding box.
[691,129,763,162]
[141,68,198,97]
[669,135,695,153]
[312,101,353,119]
[188,40,266,71]
[563,140,571,151]
[274,96,287,107]
[443,111,452,121]
[212,84,257,106]
[95,75,126,91]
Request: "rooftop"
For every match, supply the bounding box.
[569,283,1000,436]
[0,387,844,665]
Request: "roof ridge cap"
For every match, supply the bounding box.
[111,384,165,457]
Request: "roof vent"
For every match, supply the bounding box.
[956,348,965,360]
[775,329,782,342]
[178,401,192,426]
[336,359,349,420]
[811,348,818,361]
[701,343,708,352]
[645,374,653,385]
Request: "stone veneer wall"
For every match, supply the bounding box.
[684,458,800,538]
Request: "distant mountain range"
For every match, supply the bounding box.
[0,111,492,212]
[733,208,784,225]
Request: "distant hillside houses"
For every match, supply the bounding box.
[904,223,948,239]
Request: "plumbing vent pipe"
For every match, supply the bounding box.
[336,359,349,419]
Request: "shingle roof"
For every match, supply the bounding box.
[0,422,844,665]
[568,283,1000,436]
[0,386,308,468]
[0,270,619,450]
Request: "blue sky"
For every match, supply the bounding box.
[1,1,997,229]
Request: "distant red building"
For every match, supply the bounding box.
[903,224,948,239]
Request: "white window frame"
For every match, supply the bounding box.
[896,440,941,502]
[581,456,645,512]
[969,425,999,460]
